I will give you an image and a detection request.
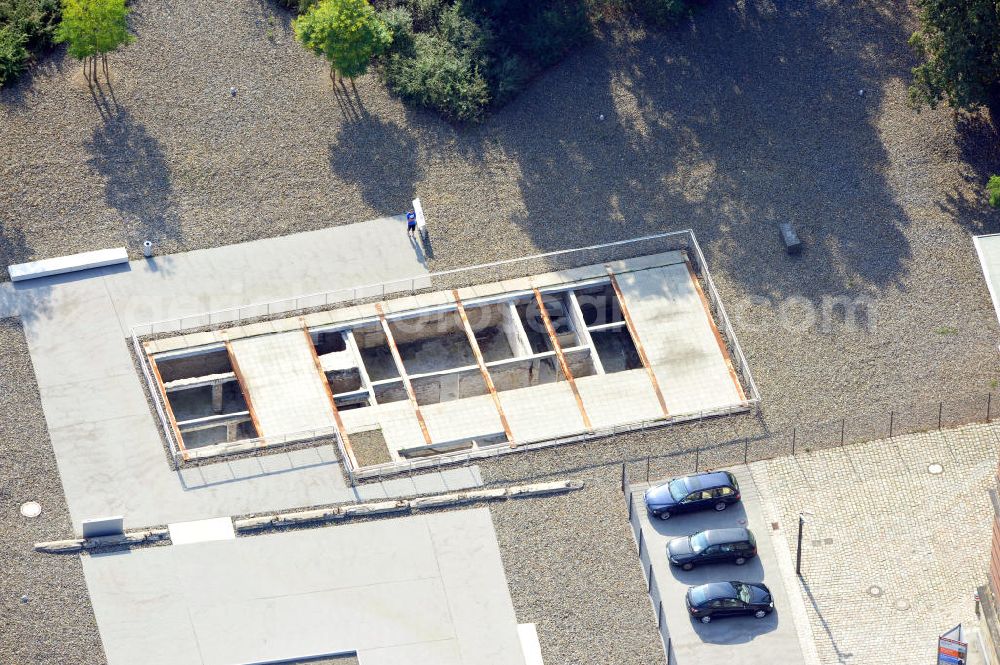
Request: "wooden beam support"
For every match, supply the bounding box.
[452,290,515,445]
[300,323,360,470]
[224,340,266,447]
[148,355,189,462]
[532,289,593,431]
[684,260,746,402]
[604,269,670,417]
[375,304,433,445]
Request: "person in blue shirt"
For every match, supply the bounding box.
[406,211,417,239]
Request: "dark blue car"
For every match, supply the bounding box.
[644,470,740,520]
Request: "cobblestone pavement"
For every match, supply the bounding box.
[752,422,999,665]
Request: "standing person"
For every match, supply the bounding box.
[406,211,417,239]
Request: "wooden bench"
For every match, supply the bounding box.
[9,247,129,282]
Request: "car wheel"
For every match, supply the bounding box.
[681,562,694,571]
[657,511,671,521]
[734,556,747,565]
[754,610,767,619]
[714,502,727,511]
[700,615,712,624]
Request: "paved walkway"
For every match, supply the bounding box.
[6,217,481,533]
[752,422,999,665]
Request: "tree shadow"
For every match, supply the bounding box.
[498,0,916,301]
[84,107,182,248]
[939,113,1000,234]
[328,115,424,214]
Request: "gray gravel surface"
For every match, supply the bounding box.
[0,318,106,664]
[4,0,1000,662]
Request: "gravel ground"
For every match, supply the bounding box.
[4,0,1000,662]
[0,318,106,664]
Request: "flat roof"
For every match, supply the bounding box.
[82,508,526,665]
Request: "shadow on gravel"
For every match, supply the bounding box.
[85,106,182,248]
[328,116,423,214]
[501,0,916,301]
[940,114,1000,235]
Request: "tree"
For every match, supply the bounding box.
[294,0,391,88]
[908,0,1000,111]
[989,175,1000,208]
[55,0,133,85]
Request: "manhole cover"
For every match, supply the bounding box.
[19,502,41,518]
[894,599,910,611]
[928,463,944,475]
[868,585,883,597]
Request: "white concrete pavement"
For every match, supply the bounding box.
[6,216,481,533]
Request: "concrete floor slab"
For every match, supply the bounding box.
[617,263,744,416]
[83,509,526,665]
[229,331,337,438]
[500,381,587,443]
[576,369,663,429]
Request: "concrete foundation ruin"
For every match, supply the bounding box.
[142,250,756,475]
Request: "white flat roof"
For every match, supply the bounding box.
[82,508,526,665]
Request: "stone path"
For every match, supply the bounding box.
[752,422,999,665]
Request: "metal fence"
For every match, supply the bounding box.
[130,230,761,473]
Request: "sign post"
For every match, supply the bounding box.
[938,624,968,665]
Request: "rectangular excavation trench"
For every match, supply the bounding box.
[152,346,259,450]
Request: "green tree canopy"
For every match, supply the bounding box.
[294,0,391,82]
[54,0,132,82]
[908,0,1000,111]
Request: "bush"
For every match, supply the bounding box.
[274,0,320,12]
[382,32,489,122]
[379,5,415,55]
[0,0,60,47]
[989,175,1000,209]
[521,2,591,68]
[0,24,27,86]
[630,0,689,27]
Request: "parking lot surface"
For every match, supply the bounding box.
[629,467,811,664]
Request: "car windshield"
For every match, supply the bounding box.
[735,583,751,604]
[690,533,709,553]
[668,479,688,501]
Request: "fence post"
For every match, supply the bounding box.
[989,394,993,422]
[938,402,943,430]
[744,437,749,464]
[621,463,626,493]
[791,427,796,454]
[645,456,650,483]
[638,529,645,558]
[628,493,634,521]
[648,562,653,592]
[889,411,894,438]
[695,447,700,471]
[657,600,663,629]
[840,419,845,446]
[667,637,672,665]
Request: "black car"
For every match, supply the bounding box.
[644,470,741,520]
[685,581,773,623]
[667,527,757,570]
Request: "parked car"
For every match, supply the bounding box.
[667,527,757,570]
[643,470,740,520]
[685,581,773,623]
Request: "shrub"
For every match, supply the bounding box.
[989,175,1000,209]
[630,0,689,27]
[485,49,530,106]
[521,2,591,68]
[274,0,320,12]
[382,32,489,122]
[379,5,415,56]
[0,24,27,86]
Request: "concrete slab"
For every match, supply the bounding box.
[576,369,663,429]
[617,263,743,416]
[500,381,586,444]
[167,516,236,545]
[628,467,808,665]
[82,509,526,665]
[229,331,336,438]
